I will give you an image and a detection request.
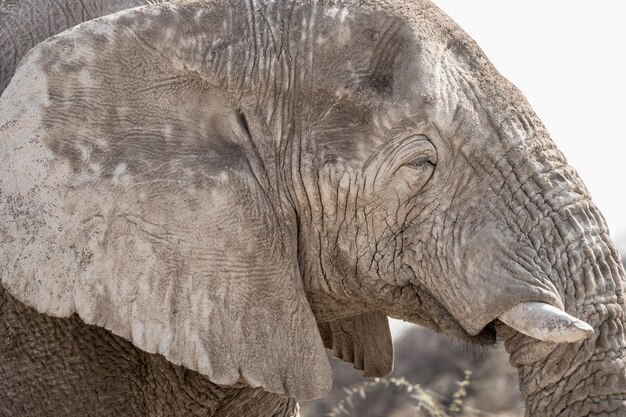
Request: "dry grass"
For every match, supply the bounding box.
[328,371,473,417]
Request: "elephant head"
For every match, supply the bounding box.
[0,0,624,415]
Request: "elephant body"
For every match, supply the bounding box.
[1,0,625,416]
[0,285,297,416]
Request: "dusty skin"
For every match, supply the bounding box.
[1,1,625,416]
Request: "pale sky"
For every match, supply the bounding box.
[390,1,626,337]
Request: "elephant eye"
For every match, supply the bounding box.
[379,134,438,191]
[386,135,438,193]
[394,135,437,173]
[403,156,435,170]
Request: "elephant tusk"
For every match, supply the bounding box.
[498,302,594,343]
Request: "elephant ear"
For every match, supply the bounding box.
[318,312,393,377]
[0,3,331,400]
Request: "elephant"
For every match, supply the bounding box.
[0,0,163,93]
[0,0,625,416]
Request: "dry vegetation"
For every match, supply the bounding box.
[325,372,472,417]
[302,325,524,417]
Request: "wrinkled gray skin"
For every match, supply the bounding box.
[1,1,625,416]
[0,0,153,92]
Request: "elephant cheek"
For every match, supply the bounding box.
[438,234,563,337]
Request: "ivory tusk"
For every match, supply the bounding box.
[498,302,594,343]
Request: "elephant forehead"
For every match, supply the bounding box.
[15,0,506,167]
[302,4,481,143]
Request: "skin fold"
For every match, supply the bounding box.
[0,1,624,416]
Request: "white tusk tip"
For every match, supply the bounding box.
[498,302,594,343]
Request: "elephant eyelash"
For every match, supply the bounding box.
[403,157,435,170]
[387,135,438,175]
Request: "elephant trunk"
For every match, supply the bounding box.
[419,71,626,413]
[499,201,626,416]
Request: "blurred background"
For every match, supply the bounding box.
[302,1,626,415]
